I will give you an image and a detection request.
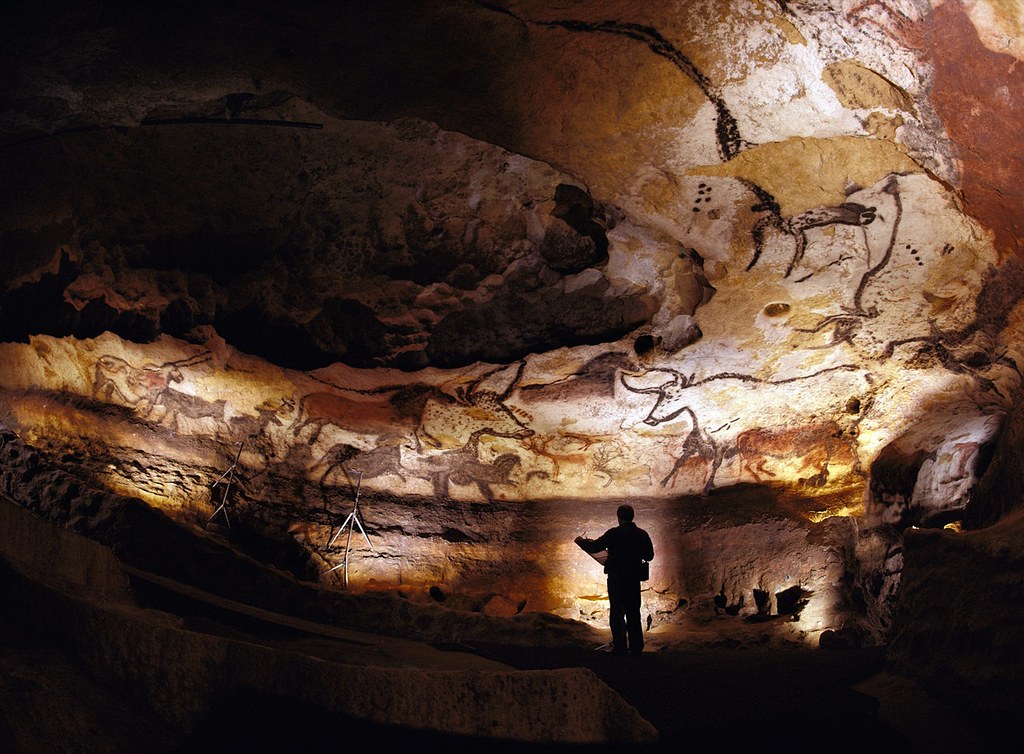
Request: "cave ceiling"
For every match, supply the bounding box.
[2,0,1024,628]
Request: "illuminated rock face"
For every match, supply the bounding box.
[0,133,1012,504]
[1,0,1023,659]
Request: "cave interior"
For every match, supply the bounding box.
[2,1,1024,752]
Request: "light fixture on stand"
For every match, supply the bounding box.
[206,440,244,531]
[323,469,373,588]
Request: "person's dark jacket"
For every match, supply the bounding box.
[579,521,654,578]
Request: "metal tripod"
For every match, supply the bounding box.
[323,469,373,587]
[206,440,244,531]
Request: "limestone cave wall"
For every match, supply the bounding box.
[2,0,1024,726]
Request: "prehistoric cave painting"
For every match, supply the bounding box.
[284,362,536,500]
[415,361,534,450]
[518,352,635,404]
[691,182,718,220]
[845,0,923,48]
[951,264,1024,389]
[91,352,210,418]
[521,432,602,482]
[659,409,723,496]
[942,440,983,484]
[477,3,745,160]
[222,397,296,463]
[850,176,903,314]
[88,351,296,450]
[288,361,533,453]
[289,388,417,446]
[743,179,879,278]
[735,421,856,485]
[779,176,1024,395]
[622,366,864,493]
[785,176,903,352]
[242,397,296,440]
[512,430,655,489]
[619,364,859,427]
[151,388,227,435]
[880,324,1024,399]
[420,429,522,502]
[591,439,653,489]
[315,436,411,489]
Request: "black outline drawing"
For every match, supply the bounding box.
[743,180,878,278]
[619,364,860,426]
[474,2,746,160]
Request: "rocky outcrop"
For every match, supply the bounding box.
[0,116,666,372]
[887,511,1024,730]
[966,396,1024,529]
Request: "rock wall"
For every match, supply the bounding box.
[3,2,1022,511]
[1,426,890,645]
[0,153,1017,508]
[887,511,1024,730]
[966,394,1024,529]
[1,0,1024,681]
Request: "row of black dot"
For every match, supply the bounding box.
[693,183,712,212]
[907,244,925,267]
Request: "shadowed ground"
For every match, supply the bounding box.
[0,483,990,754]
[1,548,990,754]
[448,642,902,753]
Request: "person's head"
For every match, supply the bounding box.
[616,504,635,524]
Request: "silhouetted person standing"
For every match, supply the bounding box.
[575,504,654,655]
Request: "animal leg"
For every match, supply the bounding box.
[305,421,324,446]
[785,230,807,278]
[660,462,682,488]
[476,481,494,502]
[432,473,450,499]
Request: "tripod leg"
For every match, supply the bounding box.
[326,527,342,548]
[344,516,355,588]
[323,521,352,575]
[327,511,356,548]
[324,516,357,577]
[323,559,345,574]
[352,514,374,551]
[206,504,227,527]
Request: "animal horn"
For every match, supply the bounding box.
[642,367,683,384]
[619,368,681,394]
[619,371,660,394]
[173,351,213,368]
[473,360,526,400]
[498,360,527,400]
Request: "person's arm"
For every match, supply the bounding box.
[575,531,610,554]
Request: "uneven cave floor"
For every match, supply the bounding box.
[1,500,990,754]
[1,561,985,754]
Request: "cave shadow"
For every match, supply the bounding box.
[170,686,650,754]
[457,641,906,754]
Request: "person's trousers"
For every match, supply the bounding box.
[607,573,643,654]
